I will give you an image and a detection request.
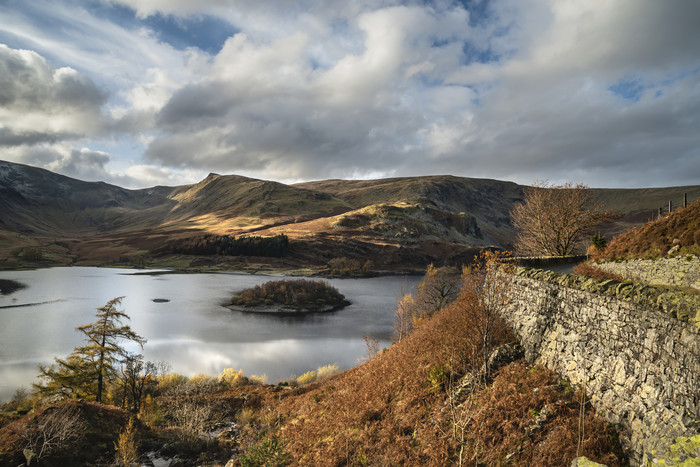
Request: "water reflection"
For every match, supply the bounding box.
[0,267,418,401]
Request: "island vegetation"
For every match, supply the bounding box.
[229,279,350,313]
[0,279,26,295]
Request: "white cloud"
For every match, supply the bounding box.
[0,45,106,146]
[2,0,699,188]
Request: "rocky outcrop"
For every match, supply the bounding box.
[498,266,700,466]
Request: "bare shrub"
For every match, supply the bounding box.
[316,364,340,380]
[296,371,317,385]
[10,403,85,462]
[162,396,224,444]
[363,335,380,362]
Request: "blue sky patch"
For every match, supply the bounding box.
[84,0,238,55]
[608,78,646,101]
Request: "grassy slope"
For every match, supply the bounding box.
[591,186,700,239]
[594,199,700,260]
[235,289,625,466]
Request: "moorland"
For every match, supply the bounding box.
[1,159,698,273]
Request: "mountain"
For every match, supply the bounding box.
[1,159,698,270]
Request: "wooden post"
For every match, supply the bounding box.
[684,193,687,208]
[669,200,672,214]
[658,207,662,219]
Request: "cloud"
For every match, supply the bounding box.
[143,5,481,180]
[2,143,203,188]
[0,44,106,146]
[2,0,699,189]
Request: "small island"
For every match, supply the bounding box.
[0,279,26,295]
[228,279,350,314]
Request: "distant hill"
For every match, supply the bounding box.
[0,159,698,270]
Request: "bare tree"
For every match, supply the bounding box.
[414,264,461,318]
[393,265,460,342]
[459,251,513,382]
[393,290,415,342]
[363,335,380,361]
[116,354,160,414]
[511,182,617,256]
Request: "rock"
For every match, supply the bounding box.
[571,456,607,467]
[23,448,38,466]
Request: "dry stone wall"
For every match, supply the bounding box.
[499,266,700,466]
[596,255,700,291]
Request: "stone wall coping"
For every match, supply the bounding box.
[504,264,700,332]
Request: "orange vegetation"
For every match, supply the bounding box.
[240,274,625,466]
[594,199,700,260]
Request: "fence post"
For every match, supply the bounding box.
[684,193,687,208]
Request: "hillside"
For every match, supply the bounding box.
[594,199,700,260]
[1,159,698,271]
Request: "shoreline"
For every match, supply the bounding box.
[225,300,351,315]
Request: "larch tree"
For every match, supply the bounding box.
[35,297,145,403]
[510,181,617,257]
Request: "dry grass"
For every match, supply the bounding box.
[573,262,624,281]
[595,200,700,260]
[236,282,625,466]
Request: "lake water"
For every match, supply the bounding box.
[0,267,420,401]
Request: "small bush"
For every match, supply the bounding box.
[219,368,245,388]
[249,374,268,386]
[114,418,139,466]
[297,371,317,385]
[316,364,340,380]
[240,435,290,467]
[590,233,607,251]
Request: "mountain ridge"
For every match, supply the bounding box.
[1,159,699,271]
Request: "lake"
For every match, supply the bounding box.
[0,267,420,402]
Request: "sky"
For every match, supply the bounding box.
[0,0,699,189]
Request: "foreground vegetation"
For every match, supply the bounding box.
[0,256,626,466]
[230,279,350,312]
